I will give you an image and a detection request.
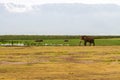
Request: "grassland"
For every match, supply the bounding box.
[0,38,120,46]
[0,46,120,80]
[0,35,120,46]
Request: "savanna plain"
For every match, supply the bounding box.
[0,46,120,80]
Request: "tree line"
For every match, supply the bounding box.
[0,35,120,40]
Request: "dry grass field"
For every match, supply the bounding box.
[0,46,120,80]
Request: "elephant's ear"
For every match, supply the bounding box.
[81,36,86,40]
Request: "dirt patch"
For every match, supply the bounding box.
[0,61,27,65]
[59,56,94,64]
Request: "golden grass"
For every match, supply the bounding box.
[0,46,120,80]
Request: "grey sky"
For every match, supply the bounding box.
[0,3,120,35]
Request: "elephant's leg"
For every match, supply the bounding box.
[79,41,82,46]
[93,42,95,46]
[89,42,91,46]
[84,41,87,46]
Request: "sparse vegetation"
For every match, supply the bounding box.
[0,46,120,80]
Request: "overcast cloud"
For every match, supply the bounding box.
[1,0,120,13]
[0,0,120,35]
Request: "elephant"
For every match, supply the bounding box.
[64,39,69,42]
[81,36,95,46]
[35,39,43,42]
